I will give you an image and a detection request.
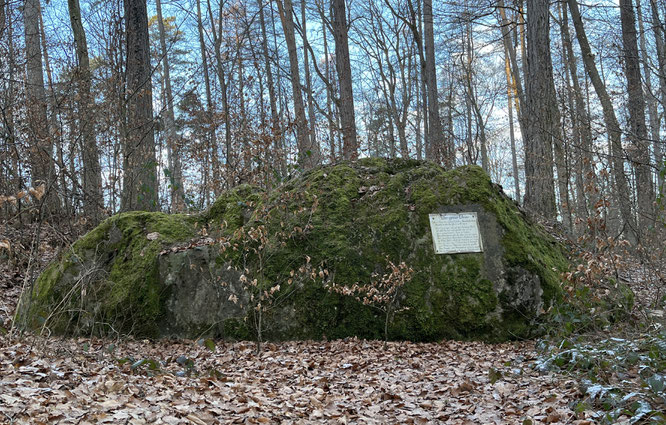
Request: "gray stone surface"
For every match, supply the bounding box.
[158,245,247,337]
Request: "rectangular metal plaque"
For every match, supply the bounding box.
[429,212,483,254]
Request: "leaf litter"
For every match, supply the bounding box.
[3,223,658,424]
[0,334,589,424]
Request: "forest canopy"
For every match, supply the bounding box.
[0,0,664,241]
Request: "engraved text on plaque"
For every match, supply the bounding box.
[428,212,483,254]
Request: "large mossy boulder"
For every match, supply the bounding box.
[17,159,569,341]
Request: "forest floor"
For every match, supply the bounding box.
[0,223,664,424]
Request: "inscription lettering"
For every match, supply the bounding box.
[428,212,483,254]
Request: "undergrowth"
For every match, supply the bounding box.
[535,197,666,424]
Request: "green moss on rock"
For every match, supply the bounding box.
[19,158,569,342]
[18,212,197,336]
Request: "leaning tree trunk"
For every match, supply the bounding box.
[568,0,637,243]
[559,1,595,227]
[122,0,159,211]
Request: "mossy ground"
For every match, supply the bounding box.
[20,158,569,342]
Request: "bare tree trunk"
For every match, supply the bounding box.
[417,0,428,152]
[504,46,521,203]
[423,0,447,166]
[196,0,218,199]
[156,0,184,211]
[0,0,4,40]
[637,2,661,201]
[301,1,318,161]
[258,0,283,174]
[415,58,423,161]
[445,80,454,165]
[208,0,233,187]
[463,18,488,173]
[368,3,409,159]
[122,0,158,211]
[568,0,637,242]
[322,14,336,162]
[276,0,317,168]
[332,0,357,161]
[559,1,593,228]
[621,0,655,230]
[523,0,556,219]
[0,0,15,200]
[235,9,249,176]
[497,0,527,145]
[38,9,71,216]
[650,0,665,192]
[24,0,59,214]
[68,0,103,223]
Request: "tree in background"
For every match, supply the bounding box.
[155,0,184,212]
[122,0,158,211]
[567,0,637,243]
[275,0,319,169]
[0,0,663,248]
[620,0,655,231]
[24,0,59,215]
[332,0,358,161]
[67,0,103,224]
[523,0,556,220]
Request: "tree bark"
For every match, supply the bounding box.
[322,12,336,162]
[637,2,661,201]
[68,0,103,223]
[332,0,357,161]
[24,0,59,214]
[497,0,529,152]
[523,0,557,219]
[208,0,233,186]
[621,0,655,229]
[463,19,488,173]
[122,0,159,211]
[423,0,447,166]
[559,1,595,227]
[301,1,318,162]
[276,0,318,168]
[0,0,5,40]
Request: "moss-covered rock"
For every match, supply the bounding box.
[17,159,570,341]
